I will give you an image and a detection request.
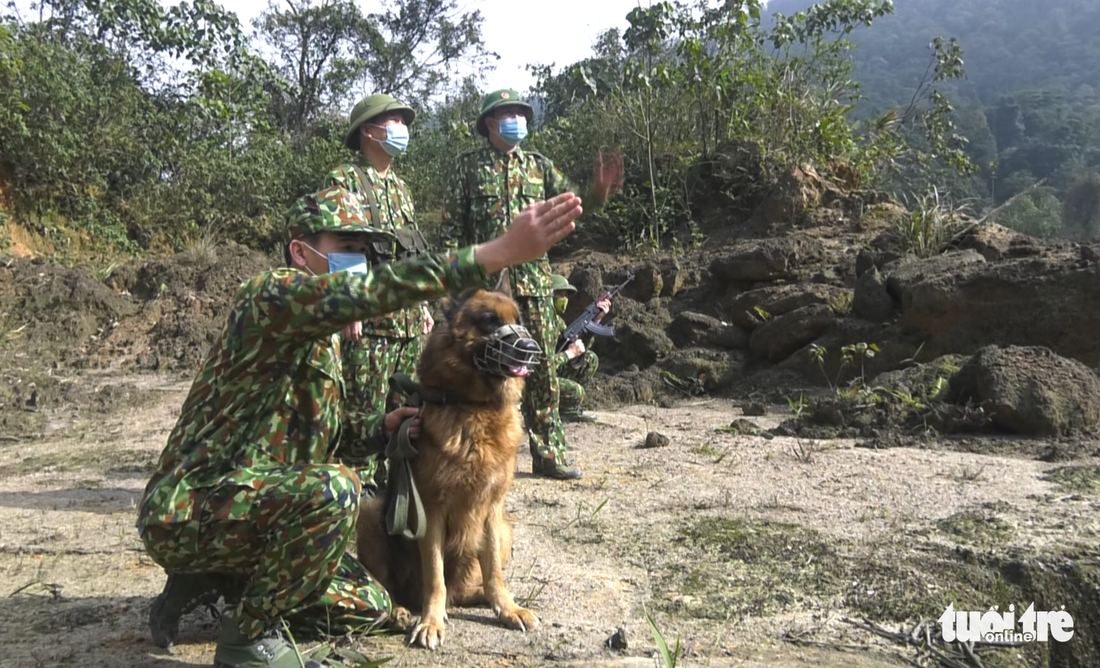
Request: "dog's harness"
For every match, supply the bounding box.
[383,372,450,541]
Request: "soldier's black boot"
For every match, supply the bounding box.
[149,572,236,648]
[214,615,326,668]
[560,408,597,423]
[533,457,583,480]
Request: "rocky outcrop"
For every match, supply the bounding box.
[852,266,893,323]
[708,234,826,283]
[658,348,745,392]
[749,304,835,361]
[667,312,722,348]
[949,345,1100,436]
[727,283,850,330]
[887,246,1100,366]
[958,222,1043,261]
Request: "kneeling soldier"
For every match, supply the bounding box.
[550,274,608,423]
[138,186,582,667]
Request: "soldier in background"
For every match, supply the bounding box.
[323,93,433,493]
[550,273,608,423]
[441,88,622,480]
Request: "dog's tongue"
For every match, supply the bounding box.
[511,365,530,377]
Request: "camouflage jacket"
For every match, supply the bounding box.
[550,313,571,370]
[136,247,487,533]
[441,145,580,297]
[322,159,426,338]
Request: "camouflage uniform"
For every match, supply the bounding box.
[322,160,426,493]
[550,312,600,416]
[137,186,489,643]
[441,143,581,474]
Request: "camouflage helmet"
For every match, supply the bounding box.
[476,88,534,138]
[551,274,576,293]
[344,93,416,152]
[284,186,394,244]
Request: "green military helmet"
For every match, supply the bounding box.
[344,93,417,152]
[551,274,576,293]
[476,88,534,138]
[284,186,395,243]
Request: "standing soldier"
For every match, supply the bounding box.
[323,93,433,493]
[441,88,622,481]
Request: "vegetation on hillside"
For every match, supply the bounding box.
[1,0,1096,260]
[768,0,1100,240]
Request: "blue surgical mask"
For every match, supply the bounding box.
[372,123,409,156]
[498,116,527,146]
[302,242,369,275]
[327,252,369,275]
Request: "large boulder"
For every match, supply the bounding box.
[949,345,1100,436]
[667,312,750,351]
[958,222,1043,261]
[890,246,1100,366]
[606,320,675,368]
[747,165,825,228]
[727,283,851,330]
[667,312,722,348]
[708,234,826,283]
[852,266,893,323]
[658,348,745,392]
[658,258,686,297]
[884,250,987,305]
[625,263,663,302]
[749,304,835,362]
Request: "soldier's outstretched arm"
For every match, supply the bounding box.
[258,192,583,342]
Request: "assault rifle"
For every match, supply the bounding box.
[555,274,634,355]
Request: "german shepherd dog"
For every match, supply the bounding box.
[355,282,541,650]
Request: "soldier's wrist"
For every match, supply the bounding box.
[473,239,509,275]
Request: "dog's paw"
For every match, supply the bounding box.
[409,614,447,650]
[385,606,415,633]
[498,606,540,632]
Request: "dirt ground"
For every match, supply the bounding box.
[2,371,1097,668]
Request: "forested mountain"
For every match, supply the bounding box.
[763,0,1100,236]
[765,0,1100,108]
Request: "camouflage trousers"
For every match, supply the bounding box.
[140,464,391,641]
[558,350,599,414]
[517,296,569,467]
[340,334,422,493]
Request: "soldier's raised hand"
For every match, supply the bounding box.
[475,192,581,274]
[592,151,625,201]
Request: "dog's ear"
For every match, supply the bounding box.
[445,288,476,328]
[493,268,512,300]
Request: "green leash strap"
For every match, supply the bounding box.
[382,372,442,541]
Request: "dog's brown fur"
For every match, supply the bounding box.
[355,284,538,650]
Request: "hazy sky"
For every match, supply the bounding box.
[227,0,646,96]
[11,0,647,95]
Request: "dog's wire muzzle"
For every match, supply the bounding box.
[473,324,542,377]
